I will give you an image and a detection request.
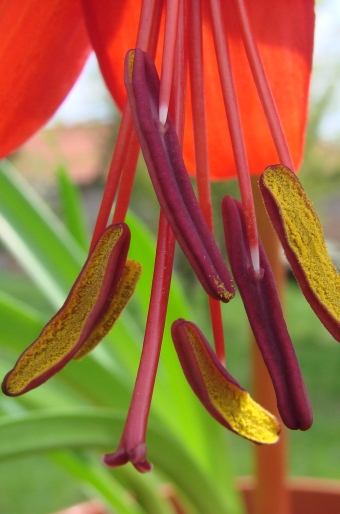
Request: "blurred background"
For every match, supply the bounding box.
[1,0,340,512]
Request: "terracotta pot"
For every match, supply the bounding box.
[237,477,340,514]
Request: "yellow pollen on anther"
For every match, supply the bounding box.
[128,50,135,83]
[185,326,280,444]
[74,258,142,360]
[263,165,340,321]
[4,226,124,395]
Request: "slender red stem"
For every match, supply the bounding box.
[208,298,225,365]
[159,0,180,124]
[109,2,186,465]
[137,0,163,53]
[110,0,164,224]
[117,212,176,453]
[188,0,212,226]
[208,0,259,273]
[169,0,187,143]
[188,0,225,363]
[90,0,162,251]
[112,132,140,223]
[90,105,134,250]
[234,0,294,171]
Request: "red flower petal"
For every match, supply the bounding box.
[0,0,91,158]
[81,0,314,179]
[80,0,143,111]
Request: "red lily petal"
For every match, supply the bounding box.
[80,0,143,111]
[81,0,314,179]
[0,0,91,158]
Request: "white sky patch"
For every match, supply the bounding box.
[48,54,116,126]
[312,0,340,140]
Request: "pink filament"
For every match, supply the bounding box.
[188,0,225,363]
[90,105,134,251]
[112,132,140,223]
[208,0,260,273]
[234,0,294,171]
[90,0,162,251]
[159,0,180,124]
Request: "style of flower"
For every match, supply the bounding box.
[0,0,323,473]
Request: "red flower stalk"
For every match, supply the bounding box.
[0,0,318,474]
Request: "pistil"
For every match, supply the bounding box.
[104,8,186,471]
[103,213,175,472]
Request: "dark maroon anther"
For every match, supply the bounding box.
[222,196,313,431]
[124,48,234,303]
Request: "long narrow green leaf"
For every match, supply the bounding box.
[52,451,149,514]
[0,290,46,346]
[0,161,84,306]
[57,166,88,250]
[0,163,240,511]
[0,408,241,514]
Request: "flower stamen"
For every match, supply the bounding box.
[260,164,340,342]
[2,224,132,396]
[188,0,226,362]
[222,195,313,430]
[234,0,294,170]
[171,319,281,444]
[125,48,234,302]
[208,0,259,274]
[159,0,180,124]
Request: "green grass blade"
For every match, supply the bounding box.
[0,161,84,306]
[52,451,149,514]
[57,165,89,250]
[0,408,241,514]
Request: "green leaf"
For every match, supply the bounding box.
[0,161,84,307]
[52,451,149,514]
[57,165,89,250]
[0,408,242,514]
[0,164,241,513]
[0,290,45,347]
